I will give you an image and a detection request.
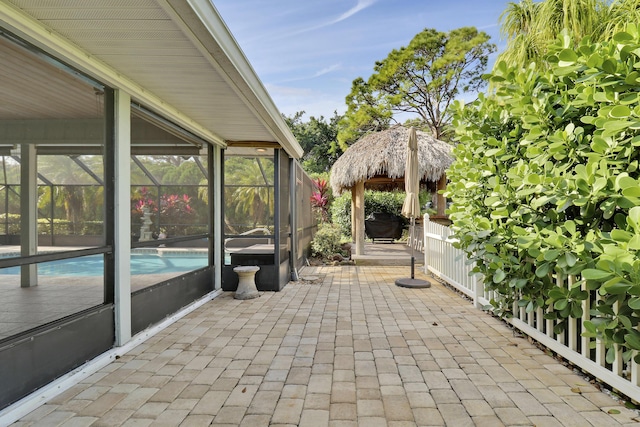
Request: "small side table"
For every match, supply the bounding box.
[233,266,260,300]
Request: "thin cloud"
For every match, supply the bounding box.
[329,0,377,26]
[285,0,378,38]
[313,63,341,78]
[277,63,342,83]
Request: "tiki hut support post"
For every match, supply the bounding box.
[351,189,356,241]
[353,180,365,255]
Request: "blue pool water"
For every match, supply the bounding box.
[0,252,209,276]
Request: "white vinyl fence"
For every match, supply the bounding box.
[422,214,640,402]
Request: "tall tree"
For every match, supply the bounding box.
[338,27,495,147]
[498,0,640,66]
[284,111,343,174]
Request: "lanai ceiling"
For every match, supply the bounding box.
[0,0,302,158]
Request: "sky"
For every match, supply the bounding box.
[212,0,513,121]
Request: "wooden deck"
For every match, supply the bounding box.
[351,242,423,266]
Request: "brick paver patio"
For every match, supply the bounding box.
[11,266,640,426]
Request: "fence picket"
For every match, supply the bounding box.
[581,280,590,359]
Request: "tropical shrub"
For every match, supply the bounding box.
[446,25,640,362]
[311,222,344,259]
[131,187,195,236]
[0,215,104,236]
[0,214,21,235]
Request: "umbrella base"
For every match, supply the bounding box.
[395,278,431,288]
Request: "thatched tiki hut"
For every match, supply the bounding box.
[330,125,453,255]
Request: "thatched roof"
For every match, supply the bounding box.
[330,125,454,195]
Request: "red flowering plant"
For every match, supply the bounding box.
[310,178,330,222]
[131,187,156,237]
[131,187,194,237]
[158,193,194,236]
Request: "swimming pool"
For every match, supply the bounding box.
[0,251,210,276]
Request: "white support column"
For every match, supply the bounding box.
[213,145,223,290]
[114,90,131,346]
[423,214,429,274]
[20,143,37,287]
[289,160,299,281]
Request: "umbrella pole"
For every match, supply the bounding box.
[395,126,430,289]
[395,215,430,288]
[410,218,415,279]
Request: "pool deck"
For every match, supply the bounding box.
[8,265,640,426]
[0,245,204,340]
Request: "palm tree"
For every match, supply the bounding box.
[498,0,640,67]
[600,0,640,36]
[499,0,546,66]
[225,156,274,230]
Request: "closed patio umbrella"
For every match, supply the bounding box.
[396,127,430,288]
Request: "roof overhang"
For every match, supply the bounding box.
[0,0,303,158]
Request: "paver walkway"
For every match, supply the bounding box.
[12,266,640,426]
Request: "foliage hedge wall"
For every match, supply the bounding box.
[331,190,407,237]
[0,214,103,235]
[446,26,640,361]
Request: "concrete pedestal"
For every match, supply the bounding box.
[233,266,260,300]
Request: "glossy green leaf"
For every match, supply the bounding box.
[628,297,640,310]
[610,229,632,242]
[571,303,583,318]
[603,120,632,132]
[590,137,608,153]
[565,252,577,267]
[629,235,640,250]
[593,92,610,103]
[554,298,568,310]
[625,331,640,350]
[535,262,552,278]
[622,186,640,197]
[610,105,631,118]
[583,321,597,334]
[602,58,618,74]
[543,250,561,261]
[625,71,640,85]
[630,206,640,230]
[603,281,633,295]
[558,48,578,64]
[614,32,634,42]
[617,176,637,190]
[581,269,613,280]
[586,53,602,68]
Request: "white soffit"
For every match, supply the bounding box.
[2,0,302,158]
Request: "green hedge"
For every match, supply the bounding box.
[331,190,407,237]
[0,214,103,235]
[446,26,640,362]
[311,223,344,258]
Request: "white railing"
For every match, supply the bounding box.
[422,214,640,402]
[422,215,490,308]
